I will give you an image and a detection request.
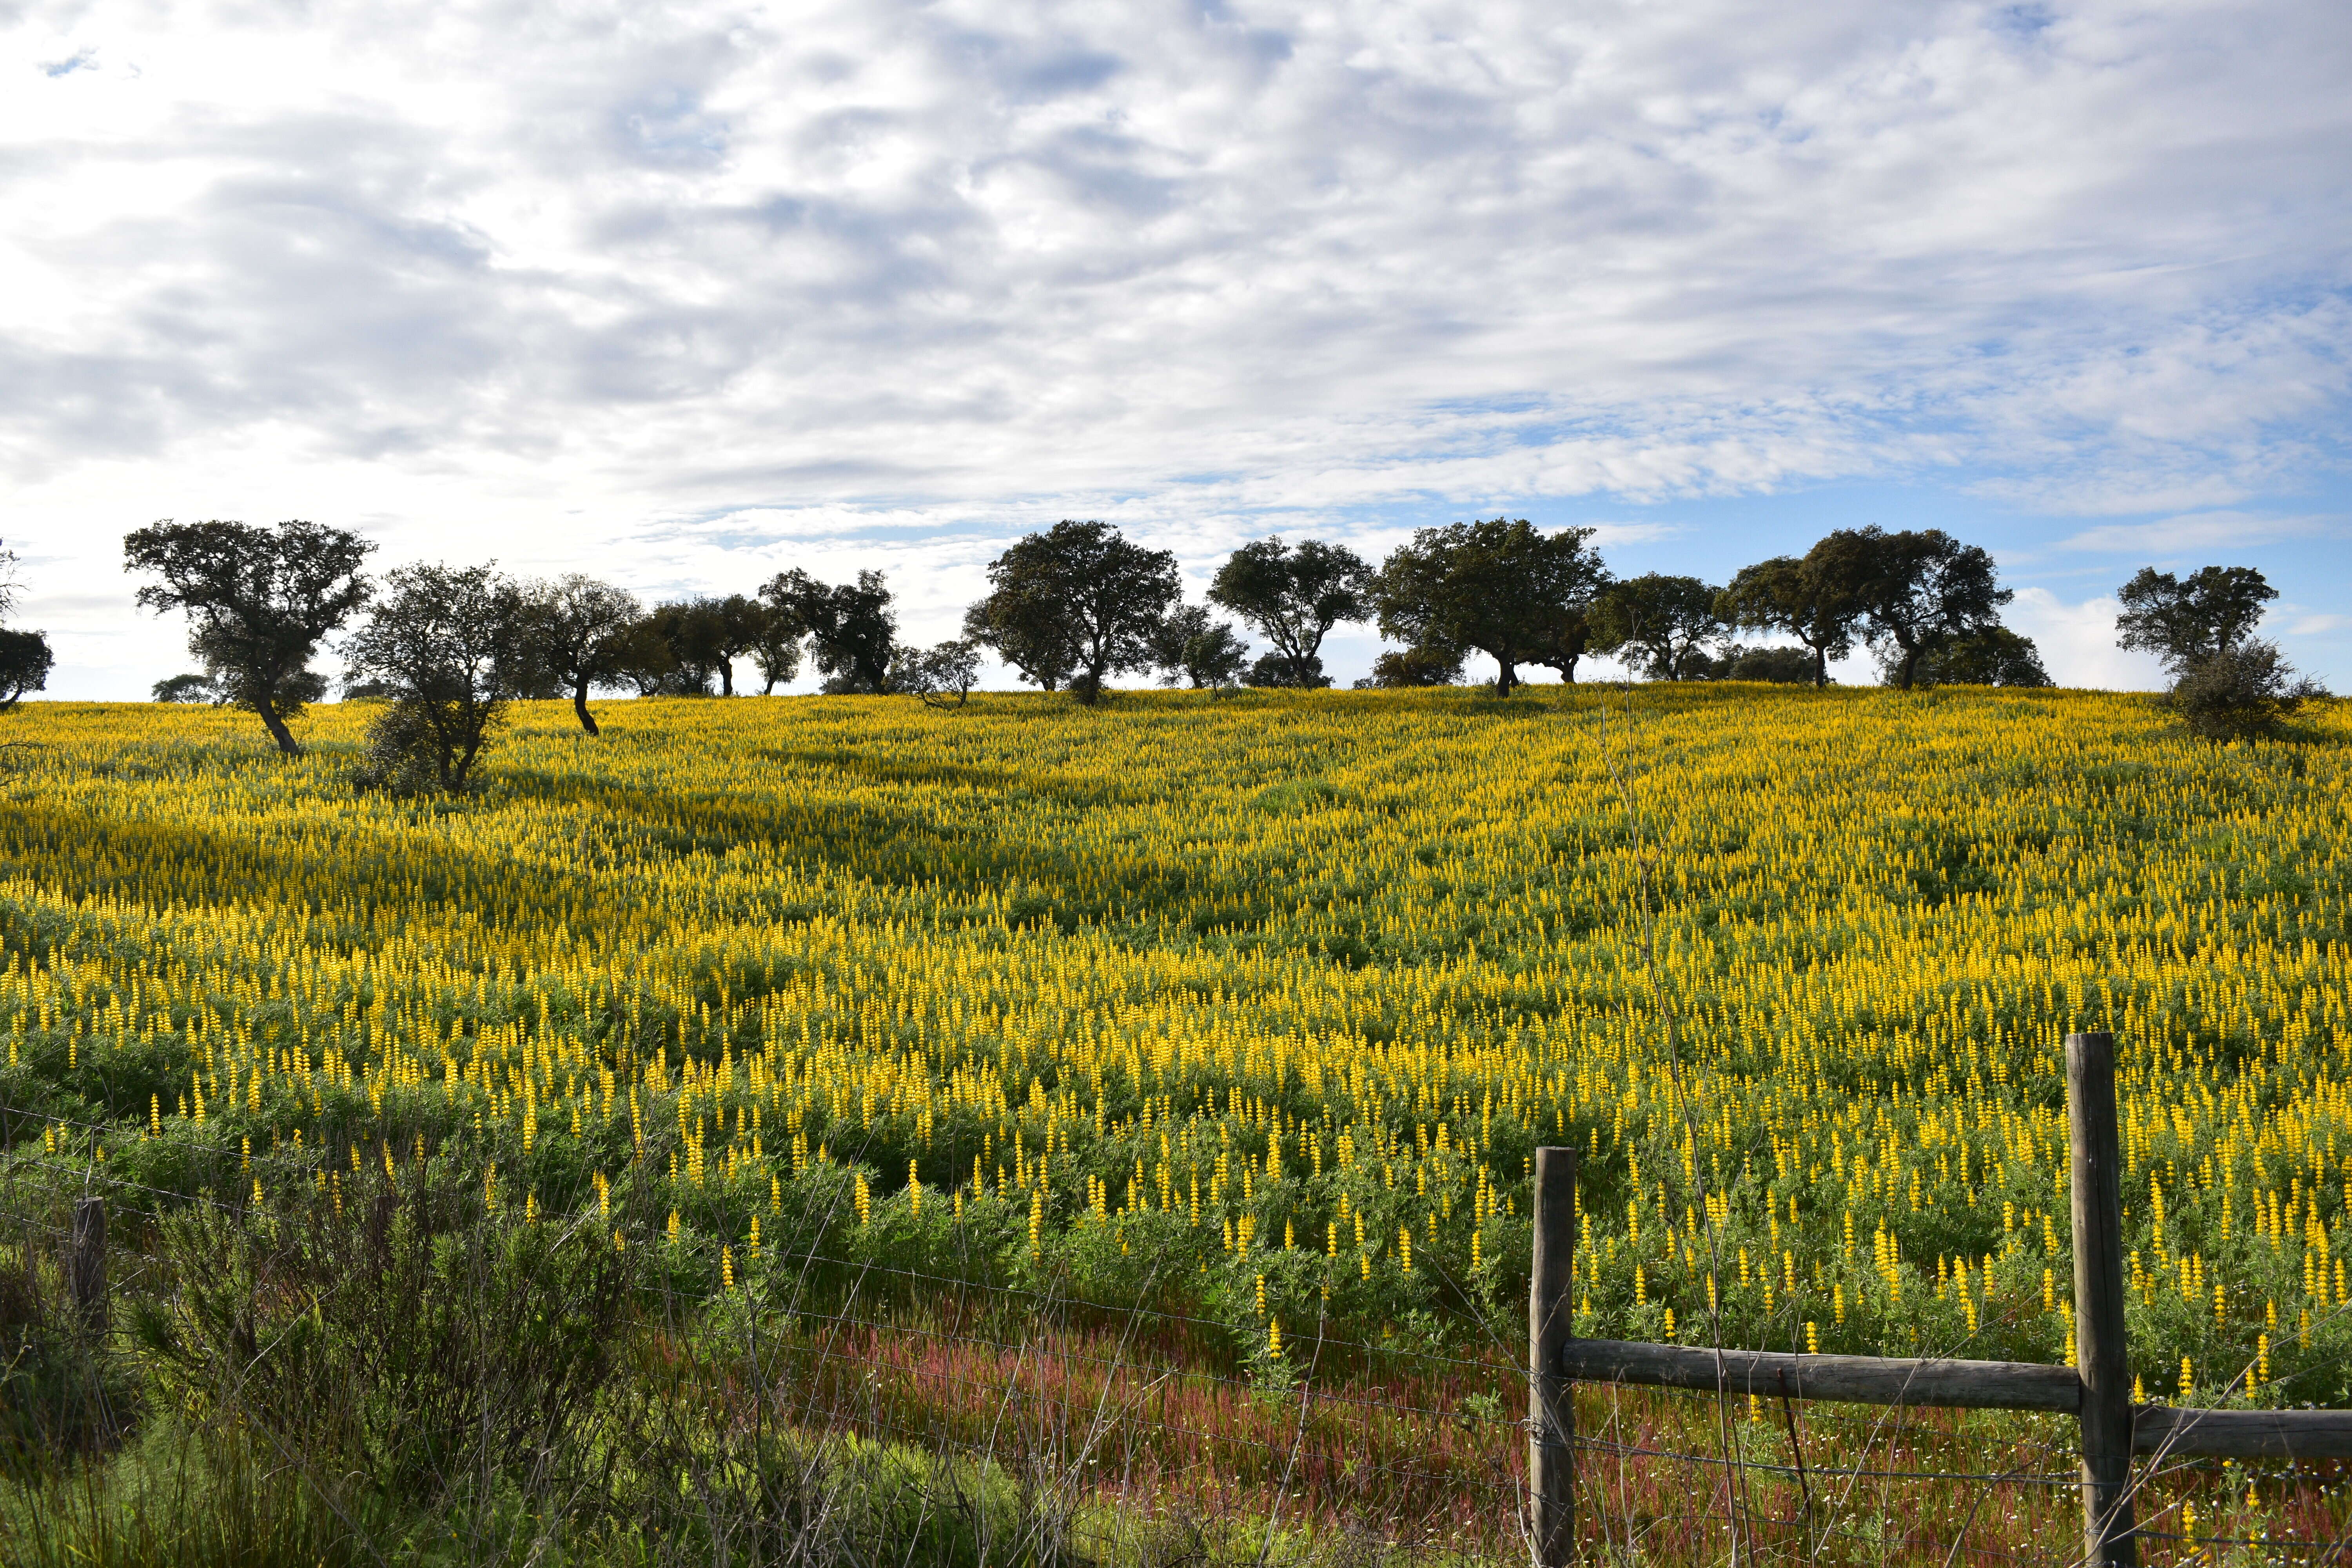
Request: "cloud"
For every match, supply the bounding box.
[2056,512,2335,554]
[2,0,2350,694]
[2003,587,2168,691]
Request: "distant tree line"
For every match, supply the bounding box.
[86,514,2324,792]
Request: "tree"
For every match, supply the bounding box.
[1588,574,1725,681]
[2165,639,2327,741]
[891,639,984,709]
[762,570,897,694]
[1914,626,2053,688]
[750,600,805,694]
[1526,602,1612,686]
[0,630,51,712]
[1371,520,1606,695]
[123,519,374,755]
[1151,605,1249,694]
[2115,566,2276,673]
[649,601,728,695]
[1716,555,1862,688]
[962,597,1076,692]
[1807,527,2011,691]
[609,618,684,696]
[1358,646,1465,688]
[0,541,51,712]
[515,575,640,735]
[1208,537,1370,689]
[977,521,1179,704]
[698,594,773,697]
[152,673,218,703]
[341,563,525,794]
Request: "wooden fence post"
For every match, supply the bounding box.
[1530,1146,1578,1567]
[69,1195,106,1335]
[2068,1031,2136,1568]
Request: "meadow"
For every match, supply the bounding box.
[1,683,2347,1564]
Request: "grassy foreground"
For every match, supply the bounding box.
[0,683,2347,1563]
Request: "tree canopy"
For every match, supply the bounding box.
[2115,566,2276,673]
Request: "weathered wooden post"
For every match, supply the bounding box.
[1530,1146,1578,1567]
[69,1195,107,1335]
[2067,1031,2136,1568]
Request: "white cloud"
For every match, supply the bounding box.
[2,0,2349,694]
[2004,586,2167,691]
[2057,512,2336,554]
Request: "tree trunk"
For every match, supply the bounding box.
[719,659,735,697]
[1494,657,1518,697]
[1811,643,1829,688]
[1560,655,1578,684]
[254,697,302,756]
[1895,635,1922,690]
[572,677,600,736]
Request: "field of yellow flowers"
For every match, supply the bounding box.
[2,682,2347,1409]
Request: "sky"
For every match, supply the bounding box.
[3,0,2347,698]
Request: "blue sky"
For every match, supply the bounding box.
[3,0,2346,697]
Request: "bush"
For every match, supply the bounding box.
[134,1181,634,1509]
[1713,644,1817,683]
[2165,639,2327,741]
[1243,652,1330,689]
[0,1216,135,1471]
[350,701,446,795]
[1358,647,1463,688]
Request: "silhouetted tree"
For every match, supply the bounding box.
[762,570,898,694]
[977,522,1179,705]
[610,618,684,696]
[1915,626,2053,688]
[697,594,773,696]
[151,673,217,703]
[1808,527,2011,691]
[341,563,526,794]
[0,631,51,711]
[1371,520,1605,695]
[2115,566,2276,673]
[0,542,51,713]
[515,575,640,734]
[123,519,374,755]
[1208,537,1370,689]
[1716,555,1862,688]
[750,599,805,694]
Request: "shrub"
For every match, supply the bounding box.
[2165,639,2327,740]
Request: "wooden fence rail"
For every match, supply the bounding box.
[1529,1033,2352,1568]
